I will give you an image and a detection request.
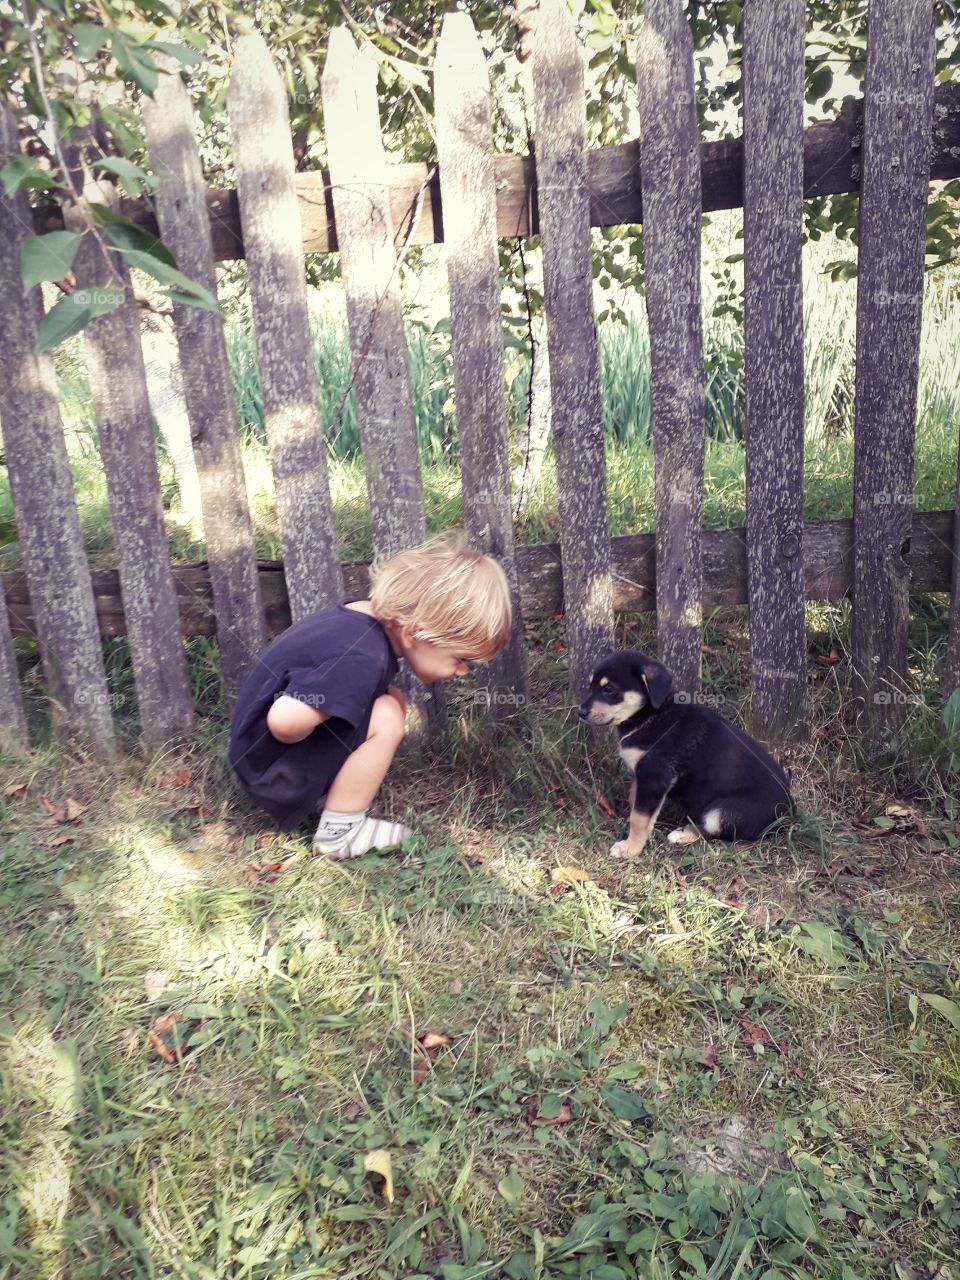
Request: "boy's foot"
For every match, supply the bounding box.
[312,808,413,859]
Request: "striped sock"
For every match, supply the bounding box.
[312,808,413,859]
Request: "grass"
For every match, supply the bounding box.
[2,613,959,1279]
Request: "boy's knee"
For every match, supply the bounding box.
[369,692,406,743]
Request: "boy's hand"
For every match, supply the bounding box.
[267,694,328,743]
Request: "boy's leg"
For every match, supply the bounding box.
[314,690,412,857]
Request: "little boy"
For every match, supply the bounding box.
[228,533,512,858]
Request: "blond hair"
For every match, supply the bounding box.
[369,532,512,663]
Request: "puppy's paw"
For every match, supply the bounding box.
[610,839,643,859]
[667,825,700,846]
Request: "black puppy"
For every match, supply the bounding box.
[579,651,792,859]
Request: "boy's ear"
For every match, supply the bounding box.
[640,660,673,709]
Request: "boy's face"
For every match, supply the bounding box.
[400,632,471,682]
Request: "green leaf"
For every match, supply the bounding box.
[110,30,159,96]
[21,232,83,293]
[793,921,856,965]
[919,994,960,1032]
[601,1084,648,1121]
[119,248,218,311]
[497,1167,524,1206]
[92,157,157,198]
[145,39,202,67]
[1,156,59,198]
[71,21,107,60]
[538,1093,562,1120]
[37,287,125,351]
[90,204,176,266]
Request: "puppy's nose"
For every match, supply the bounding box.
[577,703,590,720]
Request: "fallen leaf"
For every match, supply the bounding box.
[172,768,190,787]
[736,1014,780,1053]
[465,853,486,867]
[40,795,58,815]
[364,1149,394,1202]
[529,1098,572,1126]
[342,1100,364,1122]
[668,908,684,935]
[4,781,28,798]
[689,1043,717,1070]
[825,862,881,879]
[47,834,75,848]
[815,649,841,666]
[550,865,591,896]
[148,1013,188,1064]
[144,969,168,1002]
[63,798,85,822]
[667,862,688,891]
[594,791,615,819]
[724,875,745,906]
[418,1030,453,1052]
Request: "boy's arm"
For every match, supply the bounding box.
[267,695,329,743]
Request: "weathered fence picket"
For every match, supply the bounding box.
[0,103,115,749]
[321,27,445,737]
[142,53,266,705]
[64,113,194,743]
[227,33,343,620]
[742,0,807,745]
[851,0,936,747]
[636,0,706,700]
[531,0,614,699]
[434,13,529,717]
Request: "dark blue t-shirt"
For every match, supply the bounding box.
[228,601,399,830]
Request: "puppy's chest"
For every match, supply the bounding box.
[617,731,647,771]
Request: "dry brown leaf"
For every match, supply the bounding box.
[529,1099,573,1126]
[148,1013,187,1064]
[4,781,28,798]
[144,969,168,1002]
[47,834,75,848]
[418,1030,453,1052]
[724,874,745,907]
[342,1100,364,1122]
[594,791,615,819]
[815,649,841,667]
[63,798,85,822]
[40,795,58,815]
[364,1149,395,1202]
[736,1014,780,1053]
[550,865,591,896]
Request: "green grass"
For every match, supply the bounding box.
[1,618,959,1279]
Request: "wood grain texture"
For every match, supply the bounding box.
[435,13,529,717]
[142,54,266,706]
[227,34,343,620]
[321,27,444,736]
[39,82,960,258]
[9,512,953,644]
[851,0,935,746]
[742,0,807,744]
[636,0,705,699]
[64,111,194,744]
[0,104,115,748]
[531,0,614,699]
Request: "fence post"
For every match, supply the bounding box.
[435,12,530,720]
[851,0,935,746]
[321,26,446,738]
[530,0,614,701]
[742,0,807,744]
[0,103,115,750]
[227,33,344,620]
[142,52,267,705]
[636,0,706,700]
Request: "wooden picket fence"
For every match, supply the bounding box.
[0,0,958,755]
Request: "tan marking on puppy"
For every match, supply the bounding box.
[619,745,645,770]
[585,688,646,726]
[610,796,665,859]
[702,807,724,836]
[667,824,700,845]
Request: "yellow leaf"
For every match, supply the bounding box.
[364,1149,394,1203]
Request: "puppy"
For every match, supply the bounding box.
[579,651,792,859]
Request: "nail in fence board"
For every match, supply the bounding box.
[0,104,115,748]
[321,27,445,736]
[435,12,530,718]
[227,34,343,619]
[531,0,614,698]
[851,0,935,746]
[742,0,807,744]
[142,54,266,704]
[636,0,706,698]
[66,127,194,743]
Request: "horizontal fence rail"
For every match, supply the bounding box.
[30,83,960,257]
[4,512,955,640]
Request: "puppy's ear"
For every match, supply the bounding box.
[641,661,674,709]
